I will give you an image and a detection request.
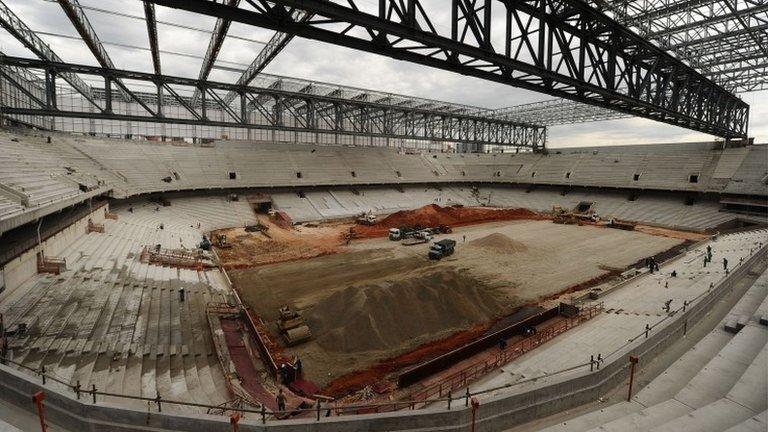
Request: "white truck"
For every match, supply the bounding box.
[401,230,434,246]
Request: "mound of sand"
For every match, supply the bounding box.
[306,269,503,353]
[355,204,543,238]
[469,233,528,253]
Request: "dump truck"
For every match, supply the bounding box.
[429,239,456,260]
[277,306,312,346]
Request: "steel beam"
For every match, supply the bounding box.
[143,1,161,75]
[487,99,630,126]
[147,0,749,139]
[56,0,130,101]
[603,0,767,94]
[191,0,240,106]
[645,4,768,38]
[0,0,100,110]
[222,9,313,105]
[0,56,545,148]
[722,0,768,59]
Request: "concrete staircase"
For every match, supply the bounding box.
[536,267,768,432]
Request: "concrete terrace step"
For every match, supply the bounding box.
[537,259,768,432]
[722,411,767,432]
[652,340,766,432]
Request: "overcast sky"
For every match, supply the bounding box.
[1,0,765,148]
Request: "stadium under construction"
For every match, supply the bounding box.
[0,1,766,431]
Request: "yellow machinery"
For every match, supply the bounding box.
[277,306,312,346]
[215,234,232,248]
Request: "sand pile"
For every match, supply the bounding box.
[469,233,528,253]
[306,269,503,353]
[355,204,543,238]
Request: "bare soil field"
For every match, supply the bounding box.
[214,215,349,267]
[230,216,683,390]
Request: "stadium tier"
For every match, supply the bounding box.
[0,131,765,236]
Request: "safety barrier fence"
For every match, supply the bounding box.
[215,247,282,380]
[0,239,765,429]
[408,302,604,406]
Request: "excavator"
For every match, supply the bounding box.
[214,233,232,248]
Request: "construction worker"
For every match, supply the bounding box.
[664,299,672,313]
[294,357,303,377]
[498,338,507,350]
[280,363,287,384]
[276,389,286,413]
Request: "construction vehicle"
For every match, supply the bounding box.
[552,206,578,224]
[390,224,448,241]
[429,239,456,260]
[199,236,212,251]
[606,218,636,231]
[245,222,271,238]
[214,233,232,248]
[402,230,433,246]
[277,306,312,346]
[244,222,269,233]
[427,224,452,235]
[356,211,378,225]
[572,202,600,222]
[389,226,419,241]
[553,203,599,224]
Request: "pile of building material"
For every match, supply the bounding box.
[36,252,66,274]
[140,245,215,268]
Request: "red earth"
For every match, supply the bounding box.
[354,204,546,238]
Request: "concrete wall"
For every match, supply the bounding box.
[0,187,108,237]
[1,242,764,432]
[0,204,107,301]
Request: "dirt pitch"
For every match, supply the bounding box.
[228,214,683,392]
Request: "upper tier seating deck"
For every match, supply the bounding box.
[0,137,82,207]
[0,130,764,233]
[1,132,762,198]
[60,135,765,196]
[724,146,768,196]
